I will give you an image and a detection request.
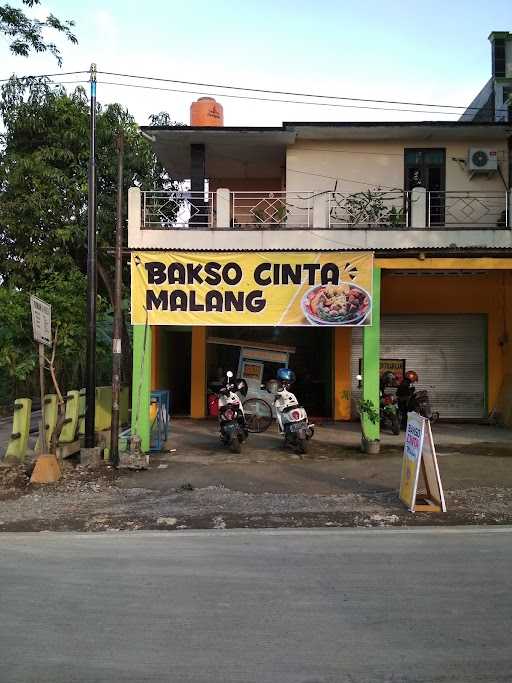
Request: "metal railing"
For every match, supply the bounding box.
[139,189,509,230]
[232,191,313,228]
[428,191,508,228]
[328,190,408,228]
[142,190,214,229]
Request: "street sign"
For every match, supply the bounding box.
[30,296,52,347]
[399,412,446,513]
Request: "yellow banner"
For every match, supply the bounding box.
[131,251,373,326]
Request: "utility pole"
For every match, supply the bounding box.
[110,132,124,466]
[38,344,47,453]
[85,63,97,449]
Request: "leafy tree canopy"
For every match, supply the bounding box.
[0,78,170,400]
[0,0,77,66]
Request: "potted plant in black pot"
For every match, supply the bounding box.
[358,398,380,454]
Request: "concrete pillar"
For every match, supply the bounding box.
[128,187,141,242]
[191,327,207,418]
[361,267,381,443]
[131,323,152,453]
[313,192,329,228]
[333,327,352,420]
[216,188,231,228]
[151,326,160,391]
[190,144,206,227]
[410,187,427,228]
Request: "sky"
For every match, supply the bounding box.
[0,0,510,126]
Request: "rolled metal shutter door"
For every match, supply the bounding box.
[351,314,486,420]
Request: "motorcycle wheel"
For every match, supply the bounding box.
[295,437,308,455]
[229,436,242,454]
[391,414,400,436]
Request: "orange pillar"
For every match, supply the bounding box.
[333,327,352,420]
[191,326,207,418]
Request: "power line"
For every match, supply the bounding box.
[0,69,485,115]
[287,167,399,189]
[96,78,462,116]
[97,69,477,111]
[0,70,89,83]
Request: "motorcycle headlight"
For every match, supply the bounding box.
[224,408,235,421]
[291,409,301,421]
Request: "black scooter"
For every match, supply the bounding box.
[397,380,439,428]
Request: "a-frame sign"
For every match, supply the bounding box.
[399,412,446,513]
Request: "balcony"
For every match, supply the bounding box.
[128,187,512,252]
[138,188,510,230]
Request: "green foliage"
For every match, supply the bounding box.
[358,399,379,442]
[359,399,379,424]
[0,0,77,66]
[333,188,405,227]
[0,78,169,403]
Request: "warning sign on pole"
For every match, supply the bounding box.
[399,412,446,513]
[30,296,52,347]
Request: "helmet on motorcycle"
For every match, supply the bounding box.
[405,370,418,383]
[381,371,396,387]
[277,367,296,384]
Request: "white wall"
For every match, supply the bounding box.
[285,139,509,194]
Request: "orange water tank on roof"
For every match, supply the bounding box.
[190,97,224,126]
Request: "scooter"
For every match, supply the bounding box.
[272,368,314,455]
[397,370,439,428]
[379,370,400,435]
[380,389,401,435]
[217,371,249,453]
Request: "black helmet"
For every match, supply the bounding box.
[277,367,296,384]
[381,371,396,387]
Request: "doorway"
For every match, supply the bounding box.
[164,329,192,415]
[404,148,446,226]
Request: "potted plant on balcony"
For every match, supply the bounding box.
[358,398,380,454]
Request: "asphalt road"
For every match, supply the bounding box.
[1,528,511,683]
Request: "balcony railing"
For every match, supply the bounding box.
[142,190,214,229]
[139,189,510,230]
[328,190,408,228]
[429,191,507,228]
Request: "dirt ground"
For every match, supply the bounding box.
[1,419,511,532]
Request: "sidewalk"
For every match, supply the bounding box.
[1,418,511,532]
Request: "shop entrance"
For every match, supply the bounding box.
[206,327,333,418]
[160,329,192,416]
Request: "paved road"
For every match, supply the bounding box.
[1,528,511,682]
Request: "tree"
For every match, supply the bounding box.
[0,77,169,402]
[0,1,77,66]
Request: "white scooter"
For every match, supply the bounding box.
[217,371,248,453]
[272,368,314,455]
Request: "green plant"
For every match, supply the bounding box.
[358,399,379,442]
[333,188,405,227]
[274,205,288,223]
[252,208,266,223]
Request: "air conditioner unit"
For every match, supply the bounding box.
[467,148,498,172]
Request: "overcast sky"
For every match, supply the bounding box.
[0,0,510,126]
